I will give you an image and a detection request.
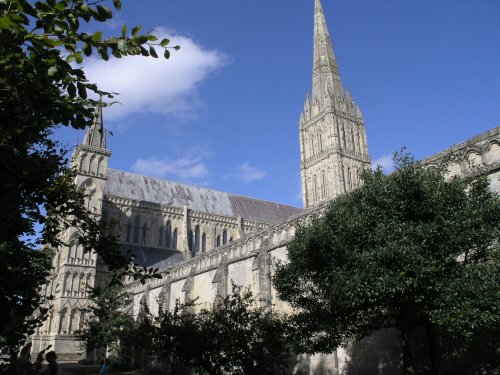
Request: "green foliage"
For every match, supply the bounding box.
[147,286,292,375]
[76,281,135,354]
[273,153,500,356]
[0,0,179,352]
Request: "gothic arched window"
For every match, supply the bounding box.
[321,171,327,199]
[158,225,164,247]
[188,231,193,254]
[165,221,172,248]
[133,216,140,244]
[202,233,206,253]
[216,235,221,247]
[313,175,318,203]
[194,226,200,256]
[172,229,178,250]
[222,229,228,245]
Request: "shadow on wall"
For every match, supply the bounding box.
[430,326,500,375]
[341,325,499,375]
[343,327,403,375]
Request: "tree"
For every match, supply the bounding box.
[0,0,178,352]
[76,282,134,358]
[150,286,292,375]
[273,153,500,374]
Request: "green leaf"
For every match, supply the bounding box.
[113,0,122,10]
[160,38,170,47]
[121,25,127,38]
[99,47,109,61]
[67,83,76,97]
[131,25,141,37]
[75,51,83,64]
[174,45,181,51]
[147,35,158,42]
[164,49,170,59]
[77,83,87,99]
[92,31,103,43]
[149,46,158,58]
[97,5,113,19]
[48,66,58,76]
[83,43,92,57]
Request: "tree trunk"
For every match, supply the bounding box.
[424,323,438,374]
[400,328,414,375]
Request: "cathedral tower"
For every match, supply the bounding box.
[300,0,370,208]
[33,105,111,357]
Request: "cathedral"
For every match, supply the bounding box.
[32,0,500,373]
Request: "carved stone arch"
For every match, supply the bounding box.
[78,178,102,213]
[466,149,483,169]
[280,228,287,242]
[88,154,97,175]
[483,141,500,165]
[68,235,78,261]
[79,152,89,174]
[97,155,105,177]
[58,306,69,334]
[444,161,462,180]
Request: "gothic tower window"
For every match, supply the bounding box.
[222,229,228,245]
[158,225,164,247]
[133,216,140,244]
[188,230,193,254]
[194,226,200,255]
[321,172,327,199]
[172,228,178,250]
[313,175,318,203]
[202,233,206,253]
[166,221,172,248]
[216,235,221,247]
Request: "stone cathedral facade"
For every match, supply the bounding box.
[33,0,500,373]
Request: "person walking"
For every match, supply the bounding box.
[99,355,109,375]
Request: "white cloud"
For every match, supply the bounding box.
[131,156,209,181]
[83,28,228,121]
[230,162,266,182]
[372,155,394,172]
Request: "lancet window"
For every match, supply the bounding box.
[165,221,172,248]
[133,216,140,244]
[172,229,178,250]
[222,229,228,245]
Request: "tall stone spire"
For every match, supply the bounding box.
[299,0,370,209]
[313,0,343,102]
[82,103,106,149]
[72,101,111,179]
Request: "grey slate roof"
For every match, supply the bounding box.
[105,169,302,225]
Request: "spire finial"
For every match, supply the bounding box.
[82,100,106,149]
[313,0,344,102]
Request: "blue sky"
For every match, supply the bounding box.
[55,0,500,208]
